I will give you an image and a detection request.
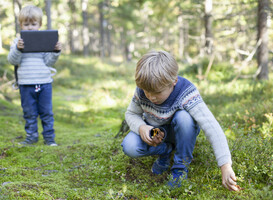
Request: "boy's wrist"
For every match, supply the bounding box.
[220,163,232,171]
[16,45,23,52]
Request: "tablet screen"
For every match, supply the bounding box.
[20,30,58,52]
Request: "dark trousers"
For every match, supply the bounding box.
[122,110,200,171]
[19,83,55,142]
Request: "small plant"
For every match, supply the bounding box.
[259,113,273,138]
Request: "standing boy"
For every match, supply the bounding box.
[122,50,239,191]
[7,5,61,146]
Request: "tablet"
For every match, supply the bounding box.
[20,30,58,52]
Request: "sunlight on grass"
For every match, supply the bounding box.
[54,79,134,113]
[224,128,236,140]
[259,113,273,138]
[55,68,71,79]
[198,81,254,96]
[61,54,100,66]
[69,103,90,112]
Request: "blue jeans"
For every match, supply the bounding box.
[122,110,200,171]
[19,83,55,142]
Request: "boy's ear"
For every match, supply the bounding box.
[173,77,178,86]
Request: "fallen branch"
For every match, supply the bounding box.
[204,53,215,80]
[0,79,15,90]
[237,64,262,79]
[231,39,261,83]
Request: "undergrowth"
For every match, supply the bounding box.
[0,53,272,199]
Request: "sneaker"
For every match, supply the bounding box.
[151,143,173,175]
[44,140,58,146]
[48,143,58,146]
[18,138,38,145]
[167,168,188,188]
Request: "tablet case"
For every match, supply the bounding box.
[20,30,58,52]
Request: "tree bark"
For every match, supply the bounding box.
[12,0,22,34]
[68,0,77,53]
[45,0,52,30]
[121,28,126,61]
[178,15,184,58]
[0,24,2,51]
[103,0,111,57]
[257,0,269,80]
[99,1,105,58]
[204,0,213,55]
[106,24,112,57]
[82,0,89,57]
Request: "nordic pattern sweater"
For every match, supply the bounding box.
[7,38,60,85]
[125,76,232,167]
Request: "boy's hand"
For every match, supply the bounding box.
[150,128,165,146]
[17,38,24,50]
[221,163,239,191]
[54,41,62,51]
[139,125,155,146]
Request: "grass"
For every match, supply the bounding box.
[0,53,272,199]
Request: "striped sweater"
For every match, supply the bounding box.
[7,38,60,85]
[125,76,232,167]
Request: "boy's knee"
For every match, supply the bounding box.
[121,141,139,158]
[121,133,140,158]
[40,113,54,122]
[173,110,194,124]
[172,110,199,136]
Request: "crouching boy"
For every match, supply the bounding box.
[121,50,238,191]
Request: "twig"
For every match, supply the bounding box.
[0,79,15,90]
[204,53,215,80]
[237,64,262,79]
[2,70,7,81]
[231,39,261,83]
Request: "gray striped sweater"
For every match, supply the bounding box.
[125,76,232,167]
[7,38,60,85]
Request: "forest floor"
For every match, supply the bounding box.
[0,53,272,199]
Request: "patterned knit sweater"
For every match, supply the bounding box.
[125,76,232,167]
[7,38,60,85]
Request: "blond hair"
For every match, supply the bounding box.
[135,50,178,92]
[19,5,43,26]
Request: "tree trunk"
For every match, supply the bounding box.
[106,24,112,57]
[121,28,132,62]
[45,0,52,30]
[204,0,213,55]
[82,0,89,57]
[13,0,22,34]
[68,0,76,53]
[88,14,95,55]
[104,0,111,57]
[121,28,126,61]
[99,1,105,58]
[257,0,269,80]
[178,15,184,59]
[0,24,2,51]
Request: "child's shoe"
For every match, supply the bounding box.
[151,143,173,174]
[167,168,188,188]
[44,140,58,146]
[18,137,38,145]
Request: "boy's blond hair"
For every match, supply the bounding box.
[135,50,178,92]
[19,5,43,26]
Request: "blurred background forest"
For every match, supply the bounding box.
[0,0,272,80]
